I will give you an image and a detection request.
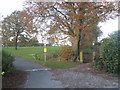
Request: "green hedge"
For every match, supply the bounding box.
[100,31,119,74]
[91,60,101,70]
[2,50,15,74]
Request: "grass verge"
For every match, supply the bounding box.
[3,46,80,69]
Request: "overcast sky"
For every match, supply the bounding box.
[0,0,118,41]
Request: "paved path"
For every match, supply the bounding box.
[13,57,63,88]
[13,57,119,88]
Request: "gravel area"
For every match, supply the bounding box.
[51,63,119,88]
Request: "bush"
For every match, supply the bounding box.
[47,52,59,60]
[100,31,119,74]
[2,50,15,74]
[92,60,102,70]
[34,53,41,60]
[34,51,59,61]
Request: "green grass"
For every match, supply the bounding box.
[3,46,80,69]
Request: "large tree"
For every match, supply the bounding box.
[25,2,118,61]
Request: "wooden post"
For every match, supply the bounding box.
[93,52,96,61]
[44,52,46,62]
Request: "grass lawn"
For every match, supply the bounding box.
[3,46,80,69]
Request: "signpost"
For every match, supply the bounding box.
[44,48,47,53]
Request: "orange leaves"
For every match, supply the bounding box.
[19,10,37,36]
[60,46,73,61]
[24,1,118,48]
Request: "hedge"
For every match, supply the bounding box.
[100,31,119,74]
[2,50,15,74]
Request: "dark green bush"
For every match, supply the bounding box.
[91,60,101,70]
[2,50,15,74]
[100,31,119,74]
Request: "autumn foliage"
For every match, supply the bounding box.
[60,46,73,61]
[24,1,118,62]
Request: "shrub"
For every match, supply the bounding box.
[34,53,41,60]
[91,60,101,70]
[100,31,119,74]
[2,50,15,74]
[47,51,59,60]
[34,51,59,61]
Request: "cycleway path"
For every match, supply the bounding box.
[13,57,63,88]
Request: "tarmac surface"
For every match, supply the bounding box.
[13,57,119,89]
[13,57,63,88]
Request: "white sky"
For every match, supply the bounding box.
[0,0,118,41]
[0,0,25,17]
[98,17,118,40]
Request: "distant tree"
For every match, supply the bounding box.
[1,17,13,46]
[1,11,25,49]
[39,43,44,46]
[18,35,30,46]
[5,40,14,46]
[28,37,39,46]
[81,22,102,52]
[1,10,37,49]
[47,36,59,46]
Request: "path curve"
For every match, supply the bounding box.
[13,57,63,88]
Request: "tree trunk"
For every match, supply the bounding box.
[71,36,78,51]
[73,30,82,62]
[15,36,18,50]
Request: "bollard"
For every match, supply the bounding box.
[44,48,47,62]
[80,51,83,63]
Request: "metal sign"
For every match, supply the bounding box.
[44,48,47,53]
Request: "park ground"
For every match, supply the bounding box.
[2,47,119,88]
[3,47,80,69]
